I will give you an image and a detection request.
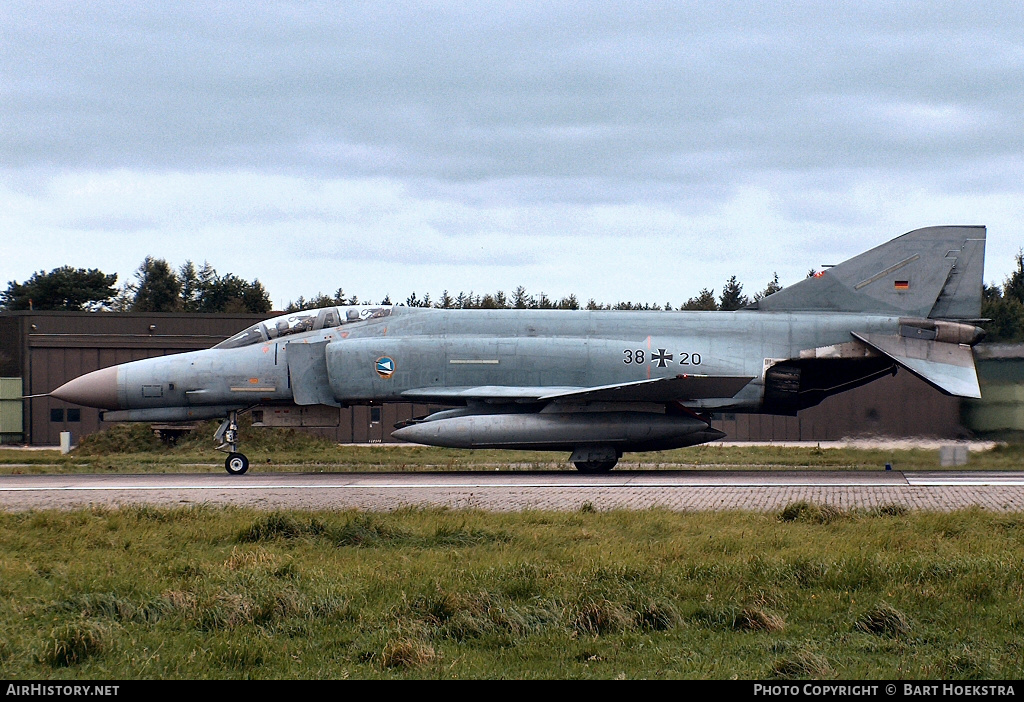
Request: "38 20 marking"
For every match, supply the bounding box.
[623,348,702,367]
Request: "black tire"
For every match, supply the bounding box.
[574,459,617,474]
[225,452,249,475]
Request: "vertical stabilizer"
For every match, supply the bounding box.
[752,226,986,319]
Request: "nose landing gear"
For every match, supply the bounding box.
[225,451,249,475]
[216,410,250,475]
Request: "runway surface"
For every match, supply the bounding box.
[4,470,1024,511]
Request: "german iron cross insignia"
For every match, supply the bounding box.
[652,349,673,368]
[375,356,395,379]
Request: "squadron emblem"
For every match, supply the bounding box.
[375,356,395,379]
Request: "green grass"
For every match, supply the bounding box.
[2,505,1024,679]
[1,419,1022,474]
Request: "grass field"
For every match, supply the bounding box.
[2,505,1024,679]
[2,424,1023,679]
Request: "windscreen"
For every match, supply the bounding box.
[215,324,265,349]
[214,306,392,349]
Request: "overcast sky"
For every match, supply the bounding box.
[2,1,1023,309]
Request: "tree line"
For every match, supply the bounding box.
[981,251,1024,343]
[4,253,1023,342]
[284,273,780,313]
[0,258,271,314]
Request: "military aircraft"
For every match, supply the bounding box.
[50,225,987,474]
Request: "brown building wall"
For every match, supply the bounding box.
[31,345,199,446]
[8,311,272,446]
[2,310,969,446]
[264,371,961,444]
[0,316,20,378]
[710,369,963,442]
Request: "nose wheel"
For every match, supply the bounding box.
[225,452,249,475]
[215,410,250,475]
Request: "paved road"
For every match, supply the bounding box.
[3,470,1024,512]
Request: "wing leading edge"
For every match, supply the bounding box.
[400,374,754,404]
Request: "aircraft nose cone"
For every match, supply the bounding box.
[51,366,120,409]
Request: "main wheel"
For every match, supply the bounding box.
[574,459,618,474]
[225,452,250,475]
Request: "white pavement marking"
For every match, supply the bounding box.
[1,481,924,491]
[0,473,918,491]
[4,471,1024,512]
[905,472,1024,486]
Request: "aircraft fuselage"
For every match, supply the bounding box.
[48,225,990,473]
[87,307,903,419]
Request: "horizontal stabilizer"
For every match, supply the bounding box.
[852,332,981,398]
[402,375,753,404]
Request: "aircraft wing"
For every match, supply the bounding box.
[401,375,754,404]
[400,386,582,401]
[539,375,754,403]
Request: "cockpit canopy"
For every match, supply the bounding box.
[214,306,392,349]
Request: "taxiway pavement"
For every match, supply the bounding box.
[3,470,1024,512]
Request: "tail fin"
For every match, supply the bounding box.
[753,225,986,319]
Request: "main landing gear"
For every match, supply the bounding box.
[216,410,249,475]
[570,445,620,474]
[574,458,618,474]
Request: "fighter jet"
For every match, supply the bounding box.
[50,225,987,474]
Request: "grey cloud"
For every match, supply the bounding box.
[62,215,159,232]
[4,1,1023,204]
[296,233,540,267]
